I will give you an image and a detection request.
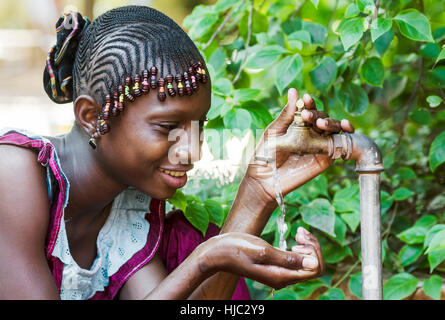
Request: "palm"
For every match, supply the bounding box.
[245,88,354,203]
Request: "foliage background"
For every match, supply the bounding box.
[171,0,445,300]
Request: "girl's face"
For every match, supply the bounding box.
[96,85,211,200]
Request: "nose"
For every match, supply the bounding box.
[170,121,203,165]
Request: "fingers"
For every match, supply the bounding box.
[267,88,299,135]
[341,119,355,133]
[300,93,355,134]
[302,93,317,110]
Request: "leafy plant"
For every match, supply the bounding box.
[170,0,445,299]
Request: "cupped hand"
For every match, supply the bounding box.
[200,229,324,290]
[245,88,354,204]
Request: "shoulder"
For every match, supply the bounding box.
[0,144,58,298]
[0,144,49,239]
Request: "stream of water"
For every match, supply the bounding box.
[271,160,287,251]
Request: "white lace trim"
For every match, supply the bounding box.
[55,188,152,300]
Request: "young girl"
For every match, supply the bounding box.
[0,5,354,300]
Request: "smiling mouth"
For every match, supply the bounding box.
[158,167,187,177]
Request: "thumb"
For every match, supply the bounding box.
[267,88,299,135]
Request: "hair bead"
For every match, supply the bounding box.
[166,74,176,97]
[102,94,111,120]
[111,91,119,117]
[133,74,142,97]
[99,119,110,135]
[118,85,125,112]
[150,67,157,89]
[142,70,150,94]
[125,76,135,102]
[157,77,166,101]
[183,72,192,96]
[188,66,198,92]
[197,61,207,83]
[175,74,184,97]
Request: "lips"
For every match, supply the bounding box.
[158,167,189,189]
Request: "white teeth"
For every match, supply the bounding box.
[159,168,186,177]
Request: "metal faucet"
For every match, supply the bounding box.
[256,100,384,300]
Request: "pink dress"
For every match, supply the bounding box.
[0,128,250,300]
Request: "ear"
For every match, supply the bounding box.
[73,95,101,136]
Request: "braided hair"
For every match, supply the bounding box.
[43,5,209,137]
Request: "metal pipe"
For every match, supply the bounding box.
[256,106,384,299]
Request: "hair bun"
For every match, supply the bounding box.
[43,11,90,104]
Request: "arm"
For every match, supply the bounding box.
[188,89,346,299]
[0,146,60,299]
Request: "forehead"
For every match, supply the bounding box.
[133,85,211,120]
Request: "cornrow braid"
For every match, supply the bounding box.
[43,5,210,140]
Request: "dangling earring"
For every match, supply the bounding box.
[89,136,97,149]
[89,125,100,150]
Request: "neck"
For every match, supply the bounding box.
[56,124,127,224]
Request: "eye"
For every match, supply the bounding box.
[158,124,178,131]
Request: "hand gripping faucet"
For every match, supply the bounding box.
[256,101,384,300]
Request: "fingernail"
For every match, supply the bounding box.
[302,256,317,269]
[301,110,312,119]
[303,93,311,102]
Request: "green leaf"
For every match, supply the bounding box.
[424,224,445,249]
[345,4,360,18]
[436,46,445,64]
[209,48,227,72]
[288,30,312,44]
[333,185,360,232]
[423,275,443,300]
[240,100,274,129]
[429,131,445,173]
[337,17,368,51]
[310,0,319,9]
[361,56,384,87]
[370,18,393,42]
[426,229,445,271]
[395,167,417,180]
[246,45,288,69]
[184,203,209,236]
[223,108,252,131]
[301,198,336,237]
[426,95,443,108]
[204,199,224,227]
[213,77,233,95]
[349,272,363,299]
[356,0,376,15]
[409,108,432,125]
[374,29,394,56]
[302,21,327,44]
[167,190,188,212]
[398,245,423,266]
[310,57,338,92]
[294,279,326,299]
[319,288,346,300]
[188,12,219,40]
[414,215,439,229]
[383,273,419,300]
[397,226,427,245]
[275,54,303,95]
[393,9,434,42]
[323,242,352,263]
[392,187,415,201]
[233,89,261,103]
[338,82,369,116]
